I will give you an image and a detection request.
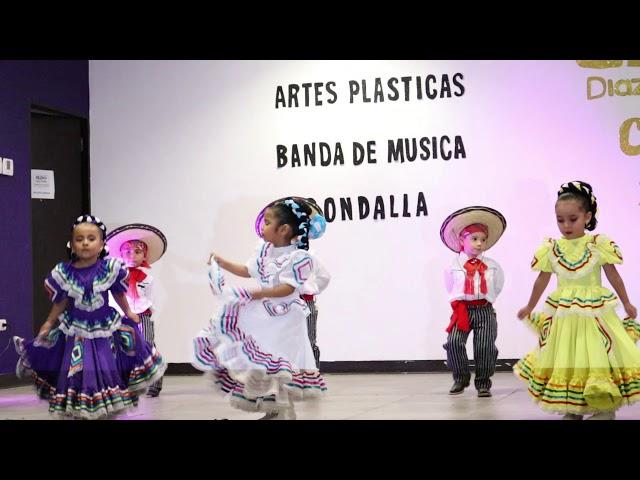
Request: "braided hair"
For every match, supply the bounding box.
[269,198,312,250]
[66,214,110,260]
[557,181,598,231]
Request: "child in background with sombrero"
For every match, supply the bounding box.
[107,223,168,398]
[440,206,507,398]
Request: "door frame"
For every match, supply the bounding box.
[31,104,91,212]
[30,104,91,335]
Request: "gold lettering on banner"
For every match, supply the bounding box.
[620,118,640,156]
[579,61,640,156]
[587,76,606,99]
[577,60,624,68]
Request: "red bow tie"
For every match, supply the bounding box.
[127,267,147,300]
[463,258,488,295]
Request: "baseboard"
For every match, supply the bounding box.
[0,373,30,389]
[319,359,518,373]
[165,360,519,375]
[0,360,520,386]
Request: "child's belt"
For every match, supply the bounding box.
[446,299,491,333]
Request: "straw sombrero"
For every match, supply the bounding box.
[440,206,506,253]
[254,196,326,239]
[106,223,168,264]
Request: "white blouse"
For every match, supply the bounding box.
[444,253,504,304]
[127,266,155,315]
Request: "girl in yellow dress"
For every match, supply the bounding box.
[515,180,640,420]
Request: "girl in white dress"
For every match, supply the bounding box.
[193,197,330,419]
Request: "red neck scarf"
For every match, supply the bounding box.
[127,262,150,299]
[463,257,488,295]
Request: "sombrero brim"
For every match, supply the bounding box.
[254,196,323,238]
[106,223,168,264]
[440,206,506,253]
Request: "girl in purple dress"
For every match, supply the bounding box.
[13,214,167,419]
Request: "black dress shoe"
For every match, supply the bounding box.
[449,382,467,395]
[477,388,492,397]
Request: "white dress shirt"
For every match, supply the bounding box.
[127,266,155,314]
[444,253,504,304]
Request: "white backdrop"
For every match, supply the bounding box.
[89,60,640,363]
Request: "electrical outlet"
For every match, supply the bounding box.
[2,158,14,176]
[0,319,7,332]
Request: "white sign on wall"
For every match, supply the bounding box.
[31,169,55,199]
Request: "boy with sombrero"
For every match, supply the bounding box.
[107,223,168,397]
[440,206,506,397]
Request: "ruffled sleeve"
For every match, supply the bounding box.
[591,234,623,265]
[530,238,554,272]
[44,262,70,304]
[301,254,331,295]
[279,250,330,295]
[108,259,129,294]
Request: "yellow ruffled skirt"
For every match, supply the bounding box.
[515,305,640,415]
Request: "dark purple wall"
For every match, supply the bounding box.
[0,60,89,375]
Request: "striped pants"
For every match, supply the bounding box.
[443,304,498,390]
[303,297,320,369]
[139,311,163,394]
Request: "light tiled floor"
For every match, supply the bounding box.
[2,372,640,420]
